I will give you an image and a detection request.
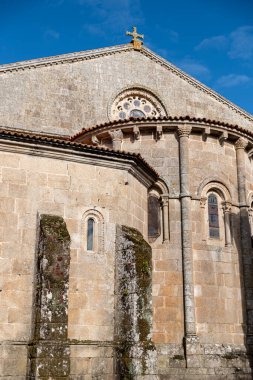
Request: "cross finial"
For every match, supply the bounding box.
[126,26,144,50]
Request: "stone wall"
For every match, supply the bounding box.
[0,48,252,136]
[0,149,149,378]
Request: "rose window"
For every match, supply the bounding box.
[110,89,167,121]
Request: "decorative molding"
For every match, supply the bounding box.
[0,140,157,189]
[0,44,133,74]
[197,176,232,202]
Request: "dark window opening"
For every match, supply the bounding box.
[148,195,161,242]
[208,194,220,239]
[87,218,94,250]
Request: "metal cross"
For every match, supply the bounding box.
[126,26,144,49]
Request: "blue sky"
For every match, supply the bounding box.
[1,0,253,115]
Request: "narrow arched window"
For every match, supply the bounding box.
[148,195,161,242]
[87,218,94,251]
[208,194,220,238]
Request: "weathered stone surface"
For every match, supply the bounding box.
[115,225,156,378]
[28,214,71,379]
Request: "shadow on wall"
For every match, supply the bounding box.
[231,208,253,373]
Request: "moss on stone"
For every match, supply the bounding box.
[116,225,155,377]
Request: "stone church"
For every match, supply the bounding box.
[1,28,253,379]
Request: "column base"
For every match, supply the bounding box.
[184,335,203,368]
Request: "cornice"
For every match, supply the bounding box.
[0,127,158,184]
[70,115,253,143]
[0,44,132,74]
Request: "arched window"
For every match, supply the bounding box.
[208,194,220,238]
[87,218,94,251]
[82,209,104,253]
[148,195,161,242]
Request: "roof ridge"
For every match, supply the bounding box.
[141,47,253,122]
[0,44,132,73]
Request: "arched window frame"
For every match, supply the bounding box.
[208,193,220,239]
[199,181,232,246]
[148,179,170,243]
[82,209,104,253]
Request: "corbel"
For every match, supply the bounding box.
[218,131,228,146]
[156,125,163,140]
[202,127,210,141]
[133,125,140,140]
[91,135,100,146]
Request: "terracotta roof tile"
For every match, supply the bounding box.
[70,115,253,141]
[0,127,158,178]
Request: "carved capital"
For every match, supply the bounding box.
[177,125,192,138]
[161,195,169,207]
[200,197,207,208]
[235,137,248,150]
[109,129,123,141]
[222,201,232,213]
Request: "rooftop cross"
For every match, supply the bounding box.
[126,26,144,50]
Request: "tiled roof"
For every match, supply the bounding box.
[70,115,253,141]
[0,127,158,178]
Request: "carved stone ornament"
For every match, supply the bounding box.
[200,197,207,208]
[218,131,228,146]
[222,201,232,213]
[109,129,123,141]
[177,125,192,138]
[133,125,140,140]
[161,195,169,207]
[235,137,248,150]
[156,125,163,140]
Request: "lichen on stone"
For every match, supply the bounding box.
[115,225,156,378]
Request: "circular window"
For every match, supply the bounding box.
[110,88,167,121]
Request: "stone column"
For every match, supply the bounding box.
[109,129,123,150]
[161,195,169,241]
[222,201,232,246]
[200,197,207,241]
[235,137,253,348]
[177,125,201,366]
